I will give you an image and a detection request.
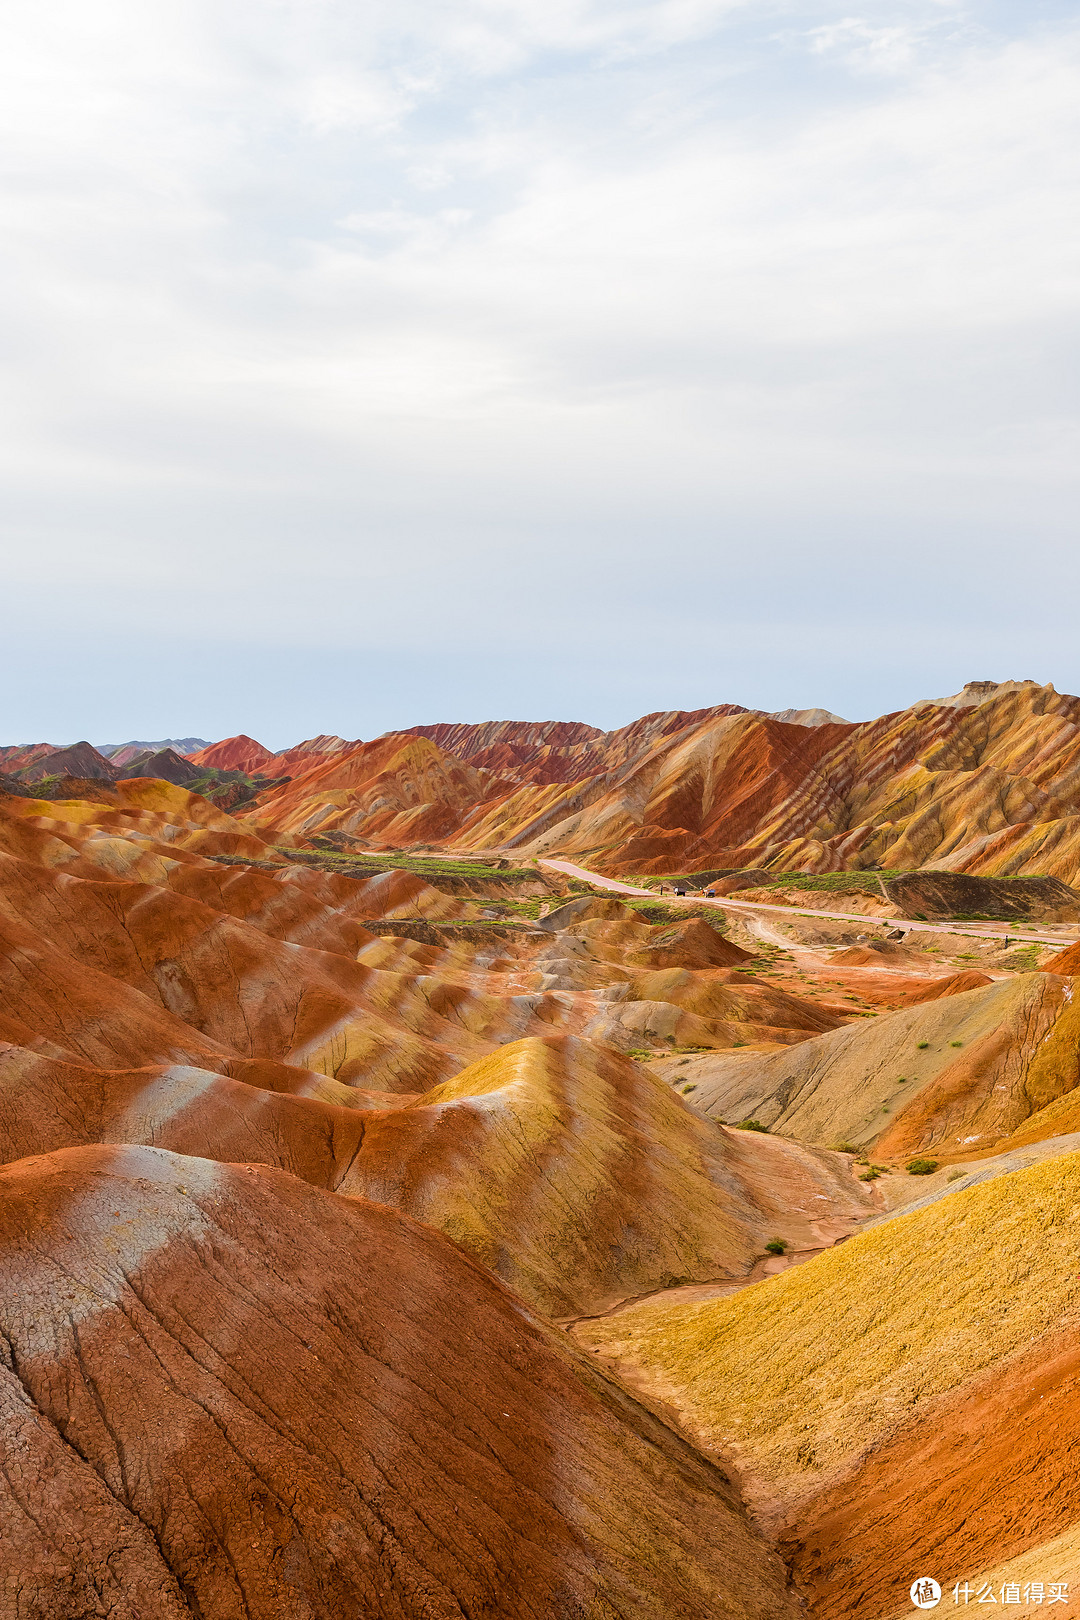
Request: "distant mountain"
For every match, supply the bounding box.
[186,733,362,776]
[186,735,276,774]
[243,678,1080,883]
[15,742,116,782]
[768,707,849,726]
[0,742,60,772]
[270,734,362,773]
[921,679,1042,710]
[99,738,209,763]
[115,748,203,786]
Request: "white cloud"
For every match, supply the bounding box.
[0,0,1079,737]
[801,15,956,73]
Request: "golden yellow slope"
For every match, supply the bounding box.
[343,1034,871,1317]
[573,1151,1080,1515]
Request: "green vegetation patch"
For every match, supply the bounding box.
[619,899,730,929]
[280,845,541,885]
[757,870,909,894]
[635,868,911,895]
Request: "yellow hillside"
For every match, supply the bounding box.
[574,1151,1080,1512]
[345,1034,870,1317]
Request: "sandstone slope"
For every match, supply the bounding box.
[673,972,1080,1157]
[0,1141,799,1620]
[245,680,1080,886]
[0,789,861,1325]
[0,1032,871,1319]
[574,1151,1080,1618]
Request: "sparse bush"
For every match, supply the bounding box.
[947,1169,966,1182]
[764,1238,787,1255]
[830,1141,860,1155]
[736,1119,769,1132]
[916,1041,930,1050]
[950,1041,963,1048]
[896,1075,908,1083]
[906,1157,939,1175]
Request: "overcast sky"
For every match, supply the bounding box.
[2,0,1078,747]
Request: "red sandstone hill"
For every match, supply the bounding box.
[245,679,1080,882]
[187,733,277,773]
[0,742,59,772]
[7,740,117,781]
[1045,940,1080,974]
[133,677,1080,884]
[252,731,512,846]
[0,787,860,1301]
[269,731,362,773]
[403,706,754,787]
[188,734,364,777]
[0,778,876,1616]
[0,1142,797,1619]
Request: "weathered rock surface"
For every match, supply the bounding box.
[7,706,1080,1615]
[0,1142,800,1620]
[0,1031,871,1319]
[574,1152,1080,1619]
[1043,939,1080,974]
[672,973,1080,1157]
[886,869,1080,922]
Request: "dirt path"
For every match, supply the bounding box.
[539,858,1077,948]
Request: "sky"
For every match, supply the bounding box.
[1,0,1079,747]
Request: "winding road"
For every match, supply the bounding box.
[538,858,1078,950]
